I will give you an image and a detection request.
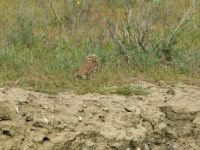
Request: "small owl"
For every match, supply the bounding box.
[76,54,100,79]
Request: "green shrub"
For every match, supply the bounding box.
[110,85,149,96]
[108,2,199,75]
[7,13,35,46]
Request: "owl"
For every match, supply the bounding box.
[76,54,100,79]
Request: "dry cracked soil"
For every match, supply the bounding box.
[0,81,200,150]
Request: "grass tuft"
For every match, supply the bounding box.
[112,85,149,96]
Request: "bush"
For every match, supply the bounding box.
[108,2,199,75]
[7,13,35,46]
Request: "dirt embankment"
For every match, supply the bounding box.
[0,82,200,150]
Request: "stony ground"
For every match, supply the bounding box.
[0,81,200,150]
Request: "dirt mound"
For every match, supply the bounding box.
[0,82,200,150]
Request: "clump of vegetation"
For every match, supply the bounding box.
[108,2,199,74]
[113,85,133,96]
[7,13,35,46]
[0,0,199,94]
[132,86,149,96]
[110,85,149,96]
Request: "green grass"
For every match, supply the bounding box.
[109,85,149,96]
[0,0,200,94]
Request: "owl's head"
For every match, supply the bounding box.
[86,54,98,62]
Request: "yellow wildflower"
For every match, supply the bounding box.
[76,0,80,5]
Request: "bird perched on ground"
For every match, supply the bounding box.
[76,54,100,79]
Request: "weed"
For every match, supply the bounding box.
[114,85,133,96]
[108,85,149,96]
[131,86,149,96]
[108,2,198,73]
[7,13,35,46]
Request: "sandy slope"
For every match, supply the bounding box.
[0,82,200,150]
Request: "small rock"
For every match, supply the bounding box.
[98,115,105,122]
[85,140,95,148]
[34,135,50,143]
[78,116,83,122]
[27,93,37,100]
[102,107,109,112]
[167,128,178,139]
[167,144,174,150]
[110,142,127,149]
[178,123,192,136]
[132,142,149,150]
[166,88,175,95]
[78,108,84,112]
[143,143,150,150]
[32,118,48,128]
[137,97,143,100]
[1,87,9,94]
[155,122,167,136]
[0,111,11,121]
[193,114,200,125]
[26,114,34,122]
[0,102,15,121]
[2,130,13,137]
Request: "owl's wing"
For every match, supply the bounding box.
[76,59,100,79]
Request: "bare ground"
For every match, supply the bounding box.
[0,81,200,150]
